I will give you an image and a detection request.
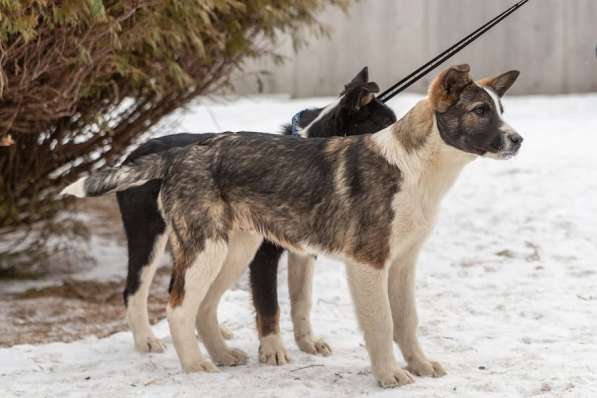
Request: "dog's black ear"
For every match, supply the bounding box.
[342,67,379,110]
[429,64,472,112]
[358,82,380,107]
[363,82,379,93]
[349,66,369,86]
[479,70,520,97]
[341,83,380,111]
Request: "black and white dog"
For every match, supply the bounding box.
[77,67,396,359]
[63,64,522,388]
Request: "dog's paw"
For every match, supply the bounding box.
[259,334,290,366]
[220,325,234,340]
[134,335,165,353]
[296,336,332,356]
[183,359,220,373]
[406,359,446,378]
[375,366,415,388]
[212,347,248,367]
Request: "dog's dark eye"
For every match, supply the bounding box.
[473,104,489,116]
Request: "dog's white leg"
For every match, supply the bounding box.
[196,232,262,367]
[126,231,168,353]
[218,325,234,340]
[346,262,415,388]
[389,244,446,378]
[287,252,331,356]
[167,239,228,373]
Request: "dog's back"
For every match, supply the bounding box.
[160,132,400,266]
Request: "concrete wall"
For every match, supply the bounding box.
[236,0,597,96]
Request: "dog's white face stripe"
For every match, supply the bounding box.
[299,97,341,138]
[484,87,516,133]
[481,86,519,159]
[483,86,503,115]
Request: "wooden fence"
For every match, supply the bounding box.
[236,0,597,96]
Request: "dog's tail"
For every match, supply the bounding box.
[60,151,173,198]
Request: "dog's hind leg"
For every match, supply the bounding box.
[167,238,228,373]
[196,231,263,367]
[249,241,290,365]
[346,262,415,388]
[117,183,167,353]
[288,252,331,356]
[125,230,168,353]
[389,244,446,378]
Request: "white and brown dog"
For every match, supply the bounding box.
[62,64,522,388]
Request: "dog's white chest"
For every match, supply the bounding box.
[387,187,439,261]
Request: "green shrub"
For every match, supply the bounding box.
[0,0,348,271]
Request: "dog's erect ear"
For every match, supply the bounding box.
[444,64,471,97]
[342,82,380,111]
[342,67,380,110]
[349,66,369,86]
[359,82,380,106]
[479,70,520,97]
[363,81,379,93]
[429,64,472,112]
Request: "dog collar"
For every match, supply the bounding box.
[290,109,306,136]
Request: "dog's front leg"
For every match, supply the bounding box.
[288,252,332,356]
[346,262,414,388]
[389,245,446,378]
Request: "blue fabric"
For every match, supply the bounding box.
[290,109,306,136]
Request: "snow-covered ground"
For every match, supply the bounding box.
[2,93,597,397]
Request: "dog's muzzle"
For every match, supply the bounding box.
[486,125,523,160]
[497,130,523,159]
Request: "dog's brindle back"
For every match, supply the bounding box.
[164,134,401,274]
[116,67,396,355]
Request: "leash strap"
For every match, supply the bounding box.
[378,0,530,103]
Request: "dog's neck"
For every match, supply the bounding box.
[371,98,475,206]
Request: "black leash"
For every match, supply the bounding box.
[378,0,530,103]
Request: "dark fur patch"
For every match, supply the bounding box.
[345,137,401,267]
[436,83,506,156]
[256,305,280,337]
[169,267,186,307]
[160,133,402,271]
[118,179,166,307]
[249,241,283,337]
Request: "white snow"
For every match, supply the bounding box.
[2,93,597,397]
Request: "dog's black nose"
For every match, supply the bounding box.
[509,133,523,144]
